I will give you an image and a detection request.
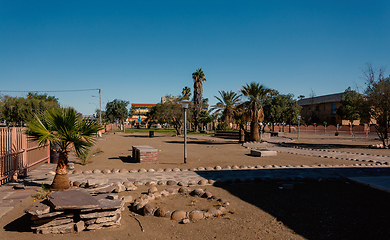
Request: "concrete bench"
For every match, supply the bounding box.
[250,149,277,157]
[132,145,158,163]
[270,131,284,137]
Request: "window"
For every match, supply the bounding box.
[331,103,337,115]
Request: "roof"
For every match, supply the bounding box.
[131,103,156,107]
[298,93,343,106]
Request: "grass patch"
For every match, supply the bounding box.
[122,128,215,135]
[124,128,176,134]
[32,184,51,200]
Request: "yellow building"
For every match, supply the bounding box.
[129,103,156,123]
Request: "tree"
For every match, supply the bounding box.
[192,68,206,132]
[364,64,390,147]
[197,110,214,131]
[284,95,302,132]
[240,82,271,141]
[263,90,281,132]
[264,92,301,132]
[233,105,248,142]
[26,107,102,190]
[182,86,191,100]
[0,93,60,126]
[211,90,241,127]
[105,99,129,129]
[147,100,190,135]
[336,87,364,133]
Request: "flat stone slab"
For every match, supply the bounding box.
[251,149,277,157]
[81,194,123,211]
[48,189,99,210]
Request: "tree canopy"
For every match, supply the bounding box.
[364,64,390,147]
[211,90,241,126]
[147,99,191,135]
[0,93,60,126]
[105,99,129,124]
[336,87,365,125]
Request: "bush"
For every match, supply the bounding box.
[216,122,229,131]
[335,131,339,136]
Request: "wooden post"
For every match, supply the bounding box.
[22,128,28,176]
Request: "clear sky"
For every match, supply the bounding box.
[1,0,389,115]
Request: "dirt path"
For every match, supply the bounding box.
[1,132,390,239]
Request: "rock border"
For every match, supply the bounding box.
[131,187,231,224]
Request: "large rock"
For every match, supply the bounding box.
[148,186,158,194]
[190,189,204,197]
[48,190,99,210]
[154,207,167,217]
[35,222,75,234]
[25,203,51,216]
[85,213,121,225]
[80,208,121,219]
[74,221,85,232]
[86,214,121,230]
[143,204,154,216]
[188,210,204,222]
[32,218,74,230]
[123,182,137,191]
[171,210,187,221]
[112,183,126,193]
[32,213,74,225]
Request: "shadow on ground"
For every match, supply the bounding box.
[284,142,369,150]
[195,167,390,239]
[109,155,138,163]
[164,140,238,145]
[3,213,32,232]
[219,180,390,239]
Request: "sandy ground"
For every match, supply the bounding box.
[1,132,390,240]
[72,132,375,171]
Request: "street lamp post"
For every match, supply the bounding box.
[297,115,301,139]
[180,100,191,164]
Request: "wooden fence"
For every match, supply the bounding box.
[0,127,50,185]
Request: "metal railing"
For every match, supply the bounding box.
[0,127,50,184]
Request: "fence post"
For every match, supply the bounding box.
[22,128,28,176]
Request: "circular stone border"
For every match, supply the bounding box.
[131,187,231,224]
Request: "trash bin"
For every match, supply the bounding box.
[149,131,154,138]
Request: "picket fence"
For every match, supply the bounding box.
[0,127,50,184]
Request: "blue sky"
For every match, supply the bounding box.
[1,1,389,115]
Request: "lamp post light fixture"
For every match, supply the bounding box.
[297,115,301,139]
[180,100,191,164]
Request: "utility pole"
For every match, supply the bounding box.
[99,88,102,125]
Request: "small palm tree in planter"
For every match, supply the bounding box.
[27,107,103,190]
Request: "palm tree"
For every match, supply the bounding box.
[27,107,103,190]
[192,68,206,132]
[240,82,271,141]
[182,86,191,100]
[211,90,241,126]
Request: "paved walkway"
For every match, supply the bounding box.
[2,138,390,220]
